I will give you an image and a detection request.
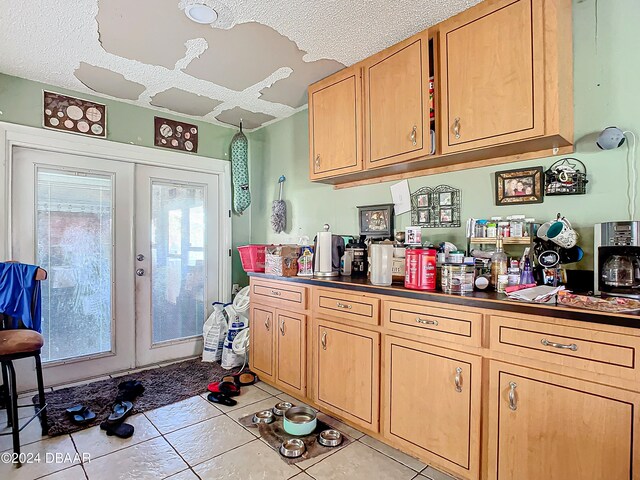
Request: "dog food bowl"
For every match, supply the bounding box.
[279,438,306,458]
[318,429,343,447]
[272,401,294,416]
[252,410,275,424]
[283,406,317,436]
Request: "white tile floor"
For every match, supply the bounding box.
[0,380,457,480]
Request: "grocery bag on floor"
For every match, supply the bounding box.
[202,302,228,362]
[221,304,249,369]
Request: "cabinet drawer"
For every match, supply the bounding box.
[383,300,482,347]
[314,288,380,326]
[251,280,307,309]
[490,314,640,380]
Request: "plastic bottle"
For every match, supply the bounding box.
[519,256,536,284]
[340,250,353,276]
[297,236,314,277]
[490,237,508,289]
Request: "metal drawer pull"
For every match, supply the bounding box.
[541,338,578,351]
[416,317,438,326]
[410,125,417,146]
[280,319,285,336]
[270,290,282,296]
[454,367,463,393]
[453,117,461,139]
[336,302,352,309]
[321,332,327,350]
[508,382,518,411]
[264,317,270,331]
[315,155,321,169]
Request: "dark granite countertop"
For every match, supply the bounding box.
[248,272,640,330]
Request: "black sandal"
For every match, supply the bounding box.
[100,420,134,438]
[222,371,258,387]
[207,392,237,407]
[66,405,96,424]
[117,380,145,402]
[107,400,133,424]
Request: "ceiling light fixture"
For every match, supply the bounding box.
[184,4,218,24]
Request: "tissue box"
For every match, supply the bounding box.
[265,245,300,277]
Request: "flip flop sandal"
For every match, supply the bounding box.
[66,406,96,425]
[222,372,258,387]
[100,421,134,439]
[117,380,145,401]
[107,400,133,424]
[207,381,241,397]
[207,392,237,407]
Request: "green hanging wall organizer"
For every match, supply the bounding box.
[231,121,251,215]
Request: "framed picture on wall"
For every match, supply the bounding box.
[357,204,395,238]
[495,167,544,205]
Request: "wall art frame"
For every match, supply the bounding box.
[42,90,107,138]
[495,166,544,205]
[411,185,461,228]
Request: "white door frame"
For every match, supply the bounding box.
[0,122,232,386]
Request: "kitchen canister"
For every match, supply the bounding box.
[370,243,394,286]
[405,248,437,290]
[441,264,475,295]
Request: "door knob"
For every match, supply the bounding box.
[136,268,145,276]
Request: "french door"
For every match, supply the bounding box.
[10,146,225,389]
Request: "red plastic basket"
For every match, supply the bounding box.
[238,245,267,273]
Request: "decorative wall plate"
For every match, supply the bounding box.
[154,117,198,153]
[43,91,107,138]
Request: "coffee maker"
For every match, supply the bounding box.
[594,221,640,298]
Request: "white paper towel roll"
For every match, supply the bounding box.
[315,230,333,274]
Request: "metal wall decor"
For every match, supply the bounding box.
[411,185,461,228]
[43,91,106,137]
[154,116,198,153]
[544,158,588,196]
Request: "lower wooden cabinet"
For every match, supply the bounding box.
[250,304,307,396]
[487,361,640,480]
[383,336,481,479]
[275,310,306,395]
[249,305,275,382]
[313,318,380,431]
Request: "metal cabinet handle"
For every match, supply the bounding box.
[455,367,463,393]
[416,317,438,326]
[541,338,578,351]
[410,125,417,146]
[264,317,270,331]
[508,382,518,411]
[453,117,461,139]
[280,319,285,336]
[270,290,282,296]
[321,331,327,350]
[315,155,321,170]
[336,302,352,310]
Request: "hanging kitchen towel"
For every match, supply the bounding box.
[0,262,42,332]
[231,122,251,214]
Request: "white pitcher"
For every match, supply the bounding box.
[370,244,394,286]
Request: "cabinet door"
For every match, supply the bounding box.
[488,361,640,480]
[364,31,431,168]
[440,0,544,153]
[249,305,275,381]
[314,318,380,431]
[384,336,481,479]
[276,310,306,395]
[308,66,363,179]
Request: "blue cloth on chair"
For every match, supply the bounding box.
[0,263,42,332]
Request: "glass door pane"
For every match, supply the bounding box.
[36,168,113,362]
[151,182,205,344]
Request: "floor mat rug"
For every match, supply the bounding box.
[28,358,247,436]
[239,411,353,464]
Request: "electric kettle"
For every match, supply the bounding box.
[601,255,640,288]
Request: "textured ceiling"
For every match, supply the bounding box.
[0,0,481,131]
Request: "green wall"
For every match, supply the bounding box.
[249,0,640,272]
[0,73,251,286]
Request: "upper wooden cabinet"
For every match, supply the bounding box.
[364,30,431,168]
[440,0,543,152]
[307,0,572,187]
[308,66,363,180]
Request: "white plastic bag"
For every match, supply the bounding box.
[221,304,249,370]
[202,302,228,363]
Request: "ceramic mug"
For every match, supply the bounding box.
[536,221,553,240]
[546,218,578,249]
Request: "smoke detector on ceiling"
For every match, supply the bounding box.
[184,4,218,24]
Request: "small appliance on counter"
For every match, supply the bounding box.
[595,221,640,298]
[346,235,368,277]
[314,224,345,277]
